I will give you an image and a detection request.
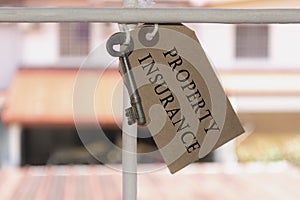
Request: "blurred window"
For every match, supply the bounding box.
[59,23,90,56]
[235,25,269,58]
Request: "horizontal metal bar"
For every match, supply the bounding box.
[0,8,300,23]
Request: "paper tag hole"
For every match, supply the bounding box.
[112,44,120,52]
[145,33,154,41]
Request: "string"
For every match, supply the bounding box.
[118,23,131,46]
[138,0,158,40]
[118,0,157,46]
[146,23,158,40]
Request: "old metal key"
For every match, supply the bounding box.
[106,32,146,125]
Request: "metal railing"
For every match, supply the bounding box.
[0,8,299,23]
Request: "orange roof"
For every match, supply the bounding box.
[2,69,123,127]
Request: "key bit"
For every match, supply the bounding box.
[106,32,146,125]
[125,107,136,125]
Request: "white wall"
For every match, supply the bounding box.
[196,24,300,71]
[21,23,58,66]
[0,25,22,89]
[195,24,235,70]
[20,23,300,71]
[270,24,300,69]
[21,23,119,68]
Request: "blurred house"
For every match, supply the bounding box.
[1,0,300,167]
[200,0,300,162]
[0,21,127,166]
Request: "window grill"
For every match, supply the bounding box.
[235,25,269,58]
[59,22,90,56]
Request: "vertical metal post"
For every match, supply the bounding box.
[6,123,21,167]
[122,88,138,200]
[121,1,138,200]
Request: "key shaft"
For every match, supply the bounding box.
[106,32,146,125]
[121,53,146,125]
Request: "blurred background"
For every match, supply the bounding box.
[1,0,300,199]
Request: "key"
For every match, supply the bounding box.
[106,32,146,125]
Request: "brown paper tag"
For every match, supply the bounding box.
[119,24,244,174]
